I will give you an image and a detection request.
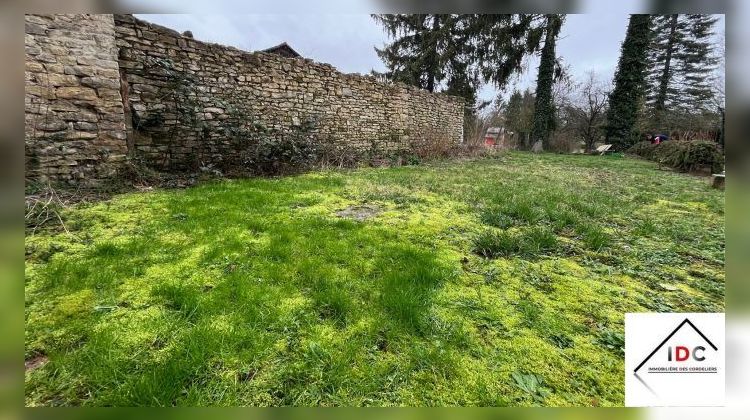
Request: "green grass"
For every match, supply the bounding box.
[24,152,725,406]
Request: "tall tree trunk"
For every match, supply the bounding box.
[426,15,441,93]
[654,14,678,128]
[530,14,561,151]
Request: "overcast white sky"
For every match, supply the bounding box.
[135,12,724,103]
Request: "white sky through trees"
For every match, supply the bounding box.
[137,12,724,104]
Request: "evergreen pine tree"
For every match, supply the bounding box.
[646,14,719,129]
[675,14,719,113]
[605,14,652,149]
[646,14,681,127]
[372,14,449,92]
[373,14,548,133]
[503,88,536,149]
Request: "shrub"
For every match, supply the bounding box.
[408,129,459,161]
[317,136,362,169]
[626,141,658,159]
[225,125,465,176]
[627,140,723,173]
[658,140,724,173]
[240,130,320,175]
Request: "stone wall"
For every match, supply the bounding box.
[114,14,464,171]
[25,14,465,181]
[25,14,128,184]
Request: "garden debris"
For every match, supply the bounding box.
[711,172,725,189]
[596,144,612,155]
[25,184,71,234]
[335,204,381,221]
[238,369,258,382]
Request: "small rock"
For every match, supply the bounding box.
[659,283,678,292]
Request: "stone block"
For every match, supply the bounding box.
[26,62,45,73]
[56,86,98,101]
[81,76,121,89]
[47,73,79,87]
[25,22,47,35]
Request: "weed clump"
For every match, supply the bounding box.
[472,226,559,258]
[473,230,522,258]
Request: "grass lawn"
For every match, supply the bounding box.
[24,152,725,406]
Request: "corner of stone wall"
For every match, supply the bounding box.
[25,14,128,186]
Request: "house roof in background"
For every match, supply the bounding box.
[261,42,301,58]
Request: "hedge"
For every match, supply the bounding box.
[626,140,724,173]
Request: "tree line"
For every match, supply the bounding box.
[372,14,723,152]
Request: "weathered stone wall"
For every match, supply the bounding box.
[114,14,464,170]
[25,14,128,184]
[24,14,465,181]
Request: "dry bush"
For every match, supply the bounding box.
[549,130,581,153]
[25,183,71,234]
[407,128,458,161]
[317,136,362,169]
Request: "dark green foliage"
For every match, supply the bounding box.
[511,371,551,402]
[578,225,612,251]
[480,208,514,229]
[657,141,724,173]
[531,14,565,150]
[646,14,720,130]
[152,283,201,321]
[503,89,536,149]
[372,14,484,132]
[372,14,450,92]
[648,14,679,125]
[240,129,319,176]
[524,226,559,253]
[550,334,574,349]
[605,15,653,149]
[597,330,625,356]
[627,140,724,172]
[372,14,549,124]
[627,141,659,159]
[470,14,546,89]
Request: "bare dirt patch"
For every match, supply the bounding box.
[25,355,48,373]
[335,204,381,221]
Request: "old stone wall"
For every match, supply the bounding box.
[25,14,465,181]
[25,14,128,184]
[114,14,464,171]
